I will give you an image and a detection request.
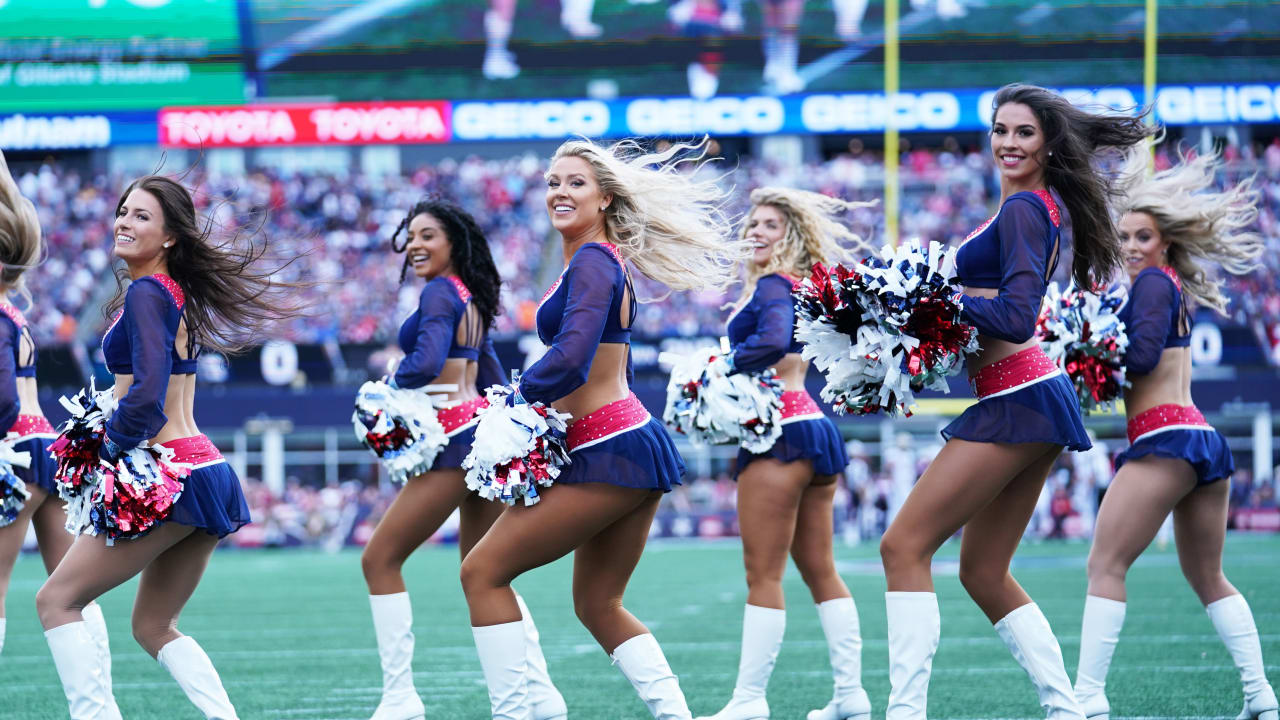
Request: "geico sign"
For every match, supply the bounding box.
[452,100,609,140]
[801,92,960,132]
[626,96,784,136]
[159,101,451,147]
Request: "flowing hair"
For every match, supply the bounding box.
[389,197,502,330]
[1117,148,1263,314]
[992,83,1158,289]
[108,176,307,354]
[551,138,749,294]
[739,186,874,300]
[0,151,43,307]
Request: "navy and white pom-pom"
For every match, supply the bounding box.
[1037,282,1129,413]
[0,441,32,528]
[794,239,978,416]
[661,350,784,454]
[463,385,571,506]
[48,383,188,543]
[353,380,450,485]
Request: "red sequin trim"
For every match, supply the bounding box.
[597,241,626,270]
[149,273,185,310]
[155,434,223,466]
[1159,266,1183,293]
[0,303,27,330]
[6,414,55,438]
[439,397,488,436]
[971,346,1060,400]
[780,390,823,420]
[567,392,650,451]
[447,276,472,304]
[1030,189,1062,227]
[1127,403,1209,445]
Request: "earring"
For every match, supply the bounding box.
[163,242,173,248]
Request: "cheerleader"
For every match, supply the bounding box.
[876,83,1153,719]
[695,188,871,720]
[35,176,296,719]
[0,152,113,687]
[1074,152,1276,720]
[458,138,746,720]
[361,198,565,720]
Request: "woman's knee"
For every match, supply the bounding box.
[957,558,1008,602]
[35,579,77,627]
[1181,563,1231,603]
[880,527,928,575]
[573,591,622,632]
[1085,547,1130,586]
[131,613,178,657]
[360,541,403,584]
[459,551,508,598]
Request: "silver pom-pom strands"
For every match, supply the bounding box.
[0,441,32,528]
[352,380,453,485]
[794,239,979,417]
[463,384,571,507]
[660,349,785,454]
[1036,282,1130,414]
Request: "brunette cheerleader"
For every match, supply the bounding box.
[1074,152,1276,720]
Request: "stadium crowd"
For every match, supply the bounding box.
[13,137,1280,356]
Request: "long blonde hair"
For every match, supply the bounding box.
[740,187,874,299]
[551,138,749,293]
[0,152,42,306]
[1119,149,1263,314]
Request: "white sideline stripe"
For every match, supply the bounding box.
[976,367,1062,400]
[1132,424,1213,444]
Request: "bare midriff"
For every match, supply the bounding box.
[769,353,810,392]
[15,333,44,419]
[1125,346,1193,420]
[961,285,1039,373]
[551,342,631,420]
[431,357,482,403]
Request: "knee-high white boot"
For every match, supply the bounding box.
[81,601,121,718]
[886,592,939,720]
[1207,594,1279,720]
[612,633,693,720]
[473,620,532,720]
[695,604,786,720]
[0,617,5,655]
[1073,595,1125,720]
[994,603,1084,719]
[514,594,568,720]
[809,597,871,720]
[157,635,240,720]
[45,622,121,720]
[369,593,426,720]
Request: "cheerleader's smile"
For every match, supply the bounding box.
[404,212,453,280]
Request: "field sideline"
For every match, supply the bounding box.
[2,535,1276,719]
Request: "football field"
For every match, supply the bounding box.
[3,534,1277,718]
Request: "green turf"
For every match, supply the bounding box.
[2,535,1277,718]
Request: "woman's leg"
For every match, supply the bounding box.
[878,439,1053,720]
[0,485,46,635]
[1175,478,1278,718]
[1074,457,1194,717]
[791,477,869,720]
[362,469,471,594]
[458,491,504,560]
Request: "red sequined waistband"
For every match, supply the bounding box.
[971,346,1061,400]
[780,391,824,423]
[567,393,650,451]
[1127,404,1210,444]
[439,397,488,436]
[155,435,224,467]
[7,414,56,438]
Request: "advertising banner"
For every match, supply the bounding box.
[159,101,452,148]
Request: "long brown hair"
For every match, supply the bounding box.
[992,84,1158,288]
[108,176,307,354]
[0,151,42,306]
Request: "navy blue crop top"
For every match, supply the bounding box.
[955,189,1063,343]
[522,242,635,404]
[394,275,505,391]
[726,273,803,373]
[0,303,36,433]
[100,274,197,452]
[1118,266,1191,376]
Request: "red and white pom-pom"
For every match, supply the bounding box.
[0,441,32,528]
[794,240,978,416]
[49,382,188,543]
[352,380,450,485]
[661,350,785,453]
[1037,282,1129,414]
[463,385,571,506]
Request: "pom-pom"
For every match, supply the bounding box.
[661,350,784,453]
[794,240,979,416]
[0,441,32,528]
[463,385,571,506]
[1036,282,1129,413]
[353,380,450,485]
[48,383,188,543]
